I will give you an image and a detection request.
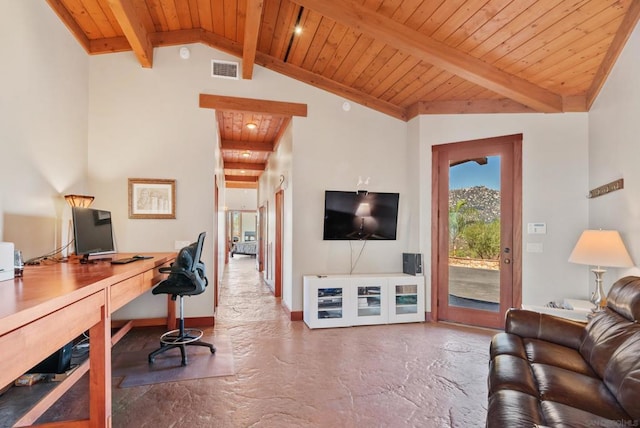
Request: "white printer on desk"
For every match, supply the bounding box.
[0,242,15,281]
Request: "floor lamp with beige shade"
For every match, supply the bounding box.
[569,229,634,311]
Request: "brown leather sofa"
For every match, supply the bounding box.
[487,276,640,427]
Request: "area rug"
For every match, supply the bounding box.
[112,334,235,388]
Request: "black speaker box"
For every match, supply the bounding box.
[402,253,422,276]
[28,342,73,374]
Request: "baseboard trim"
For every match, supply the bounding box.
[184,316,215,328]
[425,312,432,322]
[111,316,215,329]
[280,300,303,321]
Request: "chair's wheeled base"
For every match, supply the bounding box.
[148,328,216,366]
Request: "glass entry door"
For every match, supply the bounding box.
[432,135,522,329]
[448,154,501,313]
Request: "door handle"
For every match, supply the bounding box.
[503,247,511,263]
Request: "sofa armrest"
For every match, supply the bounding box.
[505,309,586,350]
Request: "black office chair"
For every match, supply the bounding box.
[148,232,216,366]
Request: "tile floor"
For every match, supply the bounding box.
[53,255,498,427]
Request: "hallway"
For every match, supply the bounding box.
[110,255,495,427]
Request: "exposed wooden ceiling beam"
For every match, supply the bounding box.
[150,29,202,47]
[83,28,239,56]
[89,29,213,55]
[89,37,131,54]
[107,0,153,68]
[407,99,536,119]
[200,94,307,117]
[243,0,264,79]
[293,0,563,113]
[562,96,587,112]
[45,0,91,53]
[200,30,244,57]
[225,175,259,182]
[225,162,266,171]
[226,181,258,189]
[586,0,640,109]
[221,140,274,152]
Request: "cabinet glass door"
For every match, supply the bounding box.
[395,284,418,315]
[357,286,382,317]
[352,278,387,325]
[317,287,344,319]
[389,277,425,323]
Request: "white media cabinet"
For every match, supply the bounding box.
[303,274,425,329]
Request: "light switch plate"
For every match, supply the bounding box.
[527,223,547,234]
[526,243,543,253]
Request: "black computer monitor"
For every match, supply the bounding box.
[72,207,116,261]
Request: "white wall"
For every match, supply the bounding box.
[290,99,408,312]
[0,1,89,259]
[88,42,410,317]
[258,122,293,301]
[240,212,257,240]
[417,113,590,305]
[88,45,224,320]
[588,22,640,289]
[225,188,257,211]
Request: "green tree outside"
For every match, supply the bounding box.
[462,220,501,259]
[449,199,501,260]
[448,200,478,257]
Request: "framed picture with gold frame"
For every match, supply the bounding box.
[128,178,176,219]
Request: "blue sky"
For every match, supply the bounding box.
[449,155,500,190]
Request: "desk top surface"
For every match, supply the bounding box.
[0,253,175,335]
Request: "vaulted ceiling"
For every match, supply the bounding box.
[46,0,640,187]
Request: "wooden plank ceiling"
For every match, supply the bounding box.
[199,94,307,188]
[46,0,640,186]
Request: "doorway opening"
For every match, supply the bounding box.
[227,210,258,259]
[431,134,522,329]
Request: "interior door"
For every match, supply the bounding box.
[258,205,266,273]
[274,190,284,298]
[214,177,219,307]
[432,134,522,329]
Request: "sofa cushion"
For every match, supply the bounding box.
[579,307,640,378]
[489,332,527,360]
[532,363,630,420]
[486,390,544,428]
[540,400,632,428]
[603,332,640,420]
[606,275,640,321]
[488,354,537,396]
[523,338,595,377]
[505,309,585,349]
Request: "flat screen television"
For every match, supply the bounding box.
[72,207,116,259]
[323,190,399,240]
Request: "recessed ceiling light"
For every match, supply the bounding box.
[242,151,251,158]
[246,122,257,130]
[240,170,246,174]
[294,26,302,35]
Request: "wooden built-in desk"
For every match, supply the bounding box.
[0,253,175,427]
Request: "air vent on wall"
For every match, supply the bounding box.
[211,60,239,80]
